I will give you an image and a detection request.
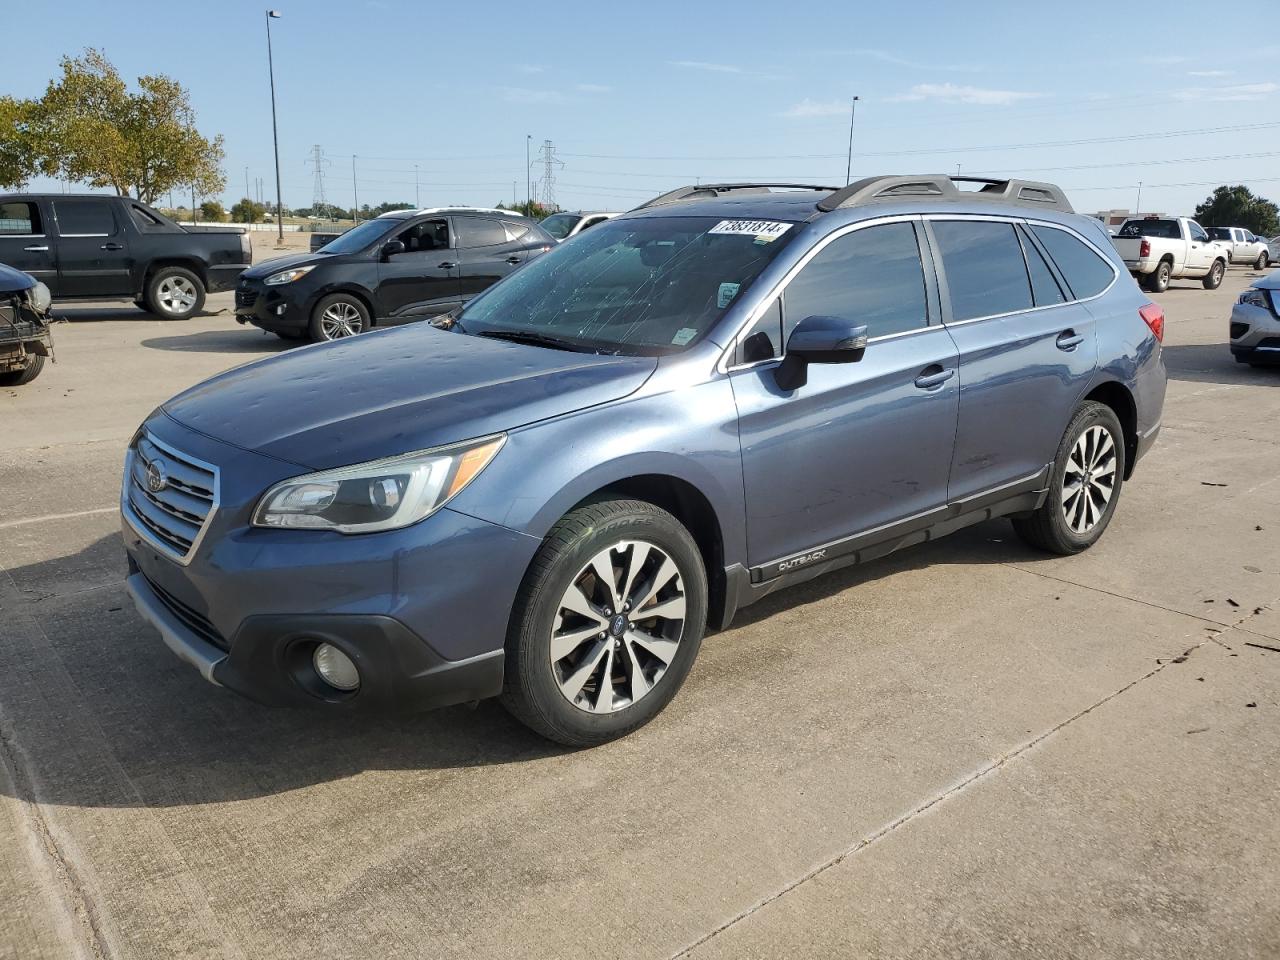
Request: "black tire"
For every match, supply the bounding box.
[500,499,708,746]
[0,354,45,386]
[1145,260,1172,293]
[308,293,370,342]
[1013,401,1126,556]
[1202,259,1225,290]
[144,266,206,320]
[1255,251,1269,270]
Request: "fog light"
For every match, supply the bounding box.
[312,643,360,691]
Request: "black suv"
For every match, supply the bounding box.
[234,207,554,342]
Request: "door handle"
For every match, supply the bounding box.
[505,256,523,264]
[437,261,457,269]
[914,365,955,390]
[1056,330,1085,351]
[100,242,124,251]
[23,245,49,252]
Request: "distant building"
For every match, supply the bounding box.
[1090,208,1169,228]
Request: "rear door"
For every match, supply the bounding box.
[928,217,1099,503]
[375,216,460,318]
[0,199,57,288]
[455,216,526,299]
[51,198,133,297]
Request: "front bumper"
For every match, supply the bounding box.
[1229,299,1280,364]
[233,279,311,333]
[121,416,540,710]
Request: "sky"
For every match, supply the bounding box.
[4,0,1279,218]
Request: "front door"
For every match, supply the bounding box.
[375,217,461,318]
[0,199,57,287]
[730,220,960,572]
[1187,220,1216,272]
[928,218,1100,502]
[51,198,133,297]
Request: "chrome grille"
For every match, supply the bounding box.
[235,285,258,309]
[124,433,219,563]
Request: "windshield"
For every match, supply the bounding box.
[1117,219,1179,239]
[540,213,582,240]
[457,215,800,355]
[316,217,399,254]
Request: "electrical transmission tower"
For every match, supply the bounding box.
[536,139,563,210]
[306,144,330,210]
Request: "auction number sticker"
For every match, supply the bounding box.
[707,220,793,242]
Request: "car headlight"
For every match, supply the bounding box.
[252,435,505,533]
[26,281,51,313]
[264,265,316,285]
[1239,288,1271,309]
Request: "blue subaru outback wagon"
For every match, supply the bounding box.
[122,175,1167,745]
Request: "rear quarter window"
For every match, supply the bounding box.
[1031,226,1115,300]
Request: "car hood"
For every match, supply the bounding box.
[162,324,658,469]
[241,252,327,280]
[0,263,36,293]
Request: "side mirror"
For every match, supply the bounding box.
[775,315,868,390]
[381,239,405,260]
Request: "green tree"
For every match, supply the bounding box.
[0,97,48,189]
[230,197,266,223]
[199,200,225,221]
[1194,185,1279,237]
[496,200,553,219]
[7,48,225,203]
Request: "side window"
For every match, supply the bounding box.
[931,220,1032,321]
[1017,227,1066,306]
[53,199,117,236]
[1188,221,1210,243]
[0,201,42,235]
[393,218,449,253]
[130,205,162,230]
[735,297,783,365]
[782,222,928,340]
[502,220,530,242]
[454,217,507,248]
[1031,225,1115,300]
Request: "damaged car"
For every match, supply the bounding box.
[0,262,54,386]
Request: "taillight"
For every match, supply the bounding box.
[1139,302,1164,342]
[1139,239,1151,258]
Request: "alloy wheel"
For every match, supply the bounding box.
[550,540,686,714]
[1061,424,1117,534]
[319,301,364,339]
[157,276,197,315]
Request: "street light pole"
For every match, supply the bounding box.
[1135,181,1143,216]
[266,10,285,244]
[526,134,532,213]
[352,155,359,222]
[414,164,420,208]
[845,95,860,186]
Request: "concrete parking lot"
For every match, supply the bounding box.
[2,268,1277,959]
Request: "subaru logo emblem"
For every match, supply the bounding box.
[610,614,627,636]
[146,459,169,494]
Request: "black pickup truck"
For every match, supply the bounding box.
[0,194,251,320]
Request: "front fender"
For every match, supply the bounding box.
[447,378,748,568]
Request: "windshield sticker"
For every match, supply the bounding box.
[672,327,698,346]
[717,282,741,308]
[708,220,793,242]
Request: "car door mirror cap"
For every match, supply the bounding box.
[774,316,869,390]
[381,239,406,260]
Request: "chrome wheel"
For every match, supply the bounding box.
[550,540,686,714]
[319,301,364,339]
[156,275,197,315]
[1061,425,1117,535]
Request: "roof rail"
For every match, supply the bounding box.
[816,175,1073,213]
[631,183,841,211]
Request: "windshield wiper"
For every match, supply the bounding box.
[477,330,588,352]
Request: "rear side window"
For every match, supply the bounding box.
[502,220,530,242]
[53,199,116,236]
[783,222,928,339]
[130,205,163,230]
[454,217,508,248]
[1018,228,1066,307]
[1031,226,1115,300]
[931,220,1032,321]
[0,201,41,235]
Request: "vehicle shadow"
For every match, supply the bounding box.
[1161,343,1279,386]
[55,304,234,324]
[0,520,1045,810]
[141,328,297,354]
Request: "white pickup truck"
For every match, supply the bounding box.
[1206,227,1271,269]
[1112,217,1230,292]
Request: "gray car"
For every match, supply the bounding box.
[1230,272,1280,365]
[121,175,1167,746]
